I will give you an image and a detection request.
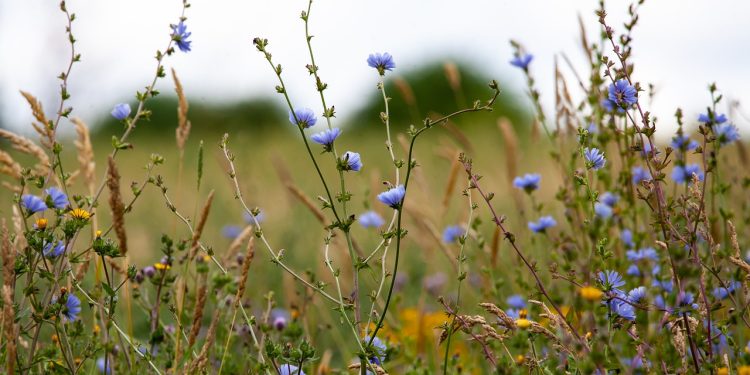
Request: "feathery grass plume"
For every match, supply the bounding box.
[106,156,127,255]
[0,150,22,180]
[189,308,221,373]
[441,151,461,211]
[20,90,53,149]
[222,225,254,265]
[187,274,208,350]
[236,237,255,305]
[11,206,26,251]
[443,61,465,107]
[172,68,192,152]
[2,285,16,375]
[0,129,50,176]
[286,183,326,224]
[490,226,501,268]
[188,190,215,260]
[72,117,96,194]
[393,77,421,121]
[553,57,576,133]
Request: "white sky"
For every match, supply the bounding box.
[1,1,749,139]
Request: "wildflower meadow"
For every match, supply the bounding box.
[1,1,749,374]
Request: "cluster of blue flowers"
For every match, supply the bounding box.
[594,191,618,220]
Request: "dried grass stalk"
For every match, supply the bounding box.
[187,274,208,349]
[2,285,16,375]
[188,308,221,373]
[20,91,53,149]
[394,77,416,109]
[286,184,326,224]
[71,117,96,194]
[172,68,191,151]
[441,151,461,211]
[444,62,461,94]
[0,150,22,180]
[188,190,215,260]
[235,237,255,305]
[107,156,127,255]
[0,129,50,176]
[497,118,518,184]
[223,226,254,264]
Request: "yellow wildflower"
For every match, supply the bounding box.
[95,230,102,238]
[69,208,91,220]
[35,218,47,229]
[580,286,604,301]
[154,263,170,271]
[515,354,525,365]
[515,309,532,329]
[739,366,750,375]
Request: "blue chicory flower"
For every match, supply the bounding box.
[614,300,636,321]
[621,229,634,248]
[171,21,192,52]
[365,336,387,366]
[97,357,112,374]
[506,294,527,309]
[608,79,637,107]
[584,148,606,170]
[594,202,613,219]
[698,112,727,124]
[243,210,265,225]
[63,294,81,322]
[528,216,556,233]
[342,151,362,172]
[442,225,464,244]
[289,108,318,128]
[598,270,625,291]
[510,53,533,70]
[631,166,652,185]
[512,173,541,192]
[378,185,405,209]
[45,187,69,209]
[310,128,341,151]
[43,240,66,258]
[626,264,641,276]
[22,194,47,214]
[714,123,740,145]
[600,192,619,207]
[358,211,384,228]
[222,225,242,239]
[671,164,704,184]
[110,103,131,120]
[670,134,699,151]
[367,52,396,75]
[628,286,647,303]
[278,364,305,375]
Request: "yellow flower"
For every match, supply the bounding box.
[69,208,91,220]
[202,255,211,263]
[580,286,604,301]
[35,218,47,229]
[94,324,101,335]
[585,331,593,340]
[95,230,102,238]
[739,366,750,375]
[515,318,532,329]
[154,263,170,271]
[51,334,59,343]
[515,354,525,365]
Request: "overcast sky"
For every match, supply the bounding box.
[1,1,749,139]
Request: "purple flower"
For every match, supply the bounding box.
[270,308,291,331]
[278,364,305,375]
[506,309,520,319]
[670,135,699,151]
[594,202,613,219]
[358,211,384,228]
[289,108,317,128]
[714,123,740,145]
[628,287,647,303]
[510,53,533,70]
[97,357,112,374]
[143,265,156,278]
[110,103,131,120]
[365,336,387,366]
[608,79,637,107]
[621,229,634,248]
[631,166,652,185]
[698,112,728,124]
[712,281,740,300]
[614,300,636,321]
[341,151,362,172]
[672,164,704,184]
[43,240,66,258]
[442,225,464,243]
[506,294,526,309]
[584,148,606,170]
[22,194,47,214]
[528,216,556,233]
[598,270,625,291]
[171,21,192,52]
[600,192,619,207]
[587,122,599,134]
[243,210,265,225]
[62,294,81,322]
[367,52,395,75]
[377,185,405,209]
[45,187,69,209]
[513,173,541,192]
[310,128,341,151]
[626,247,658,262]
[222,225,242,239]
[626,264,641,276]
